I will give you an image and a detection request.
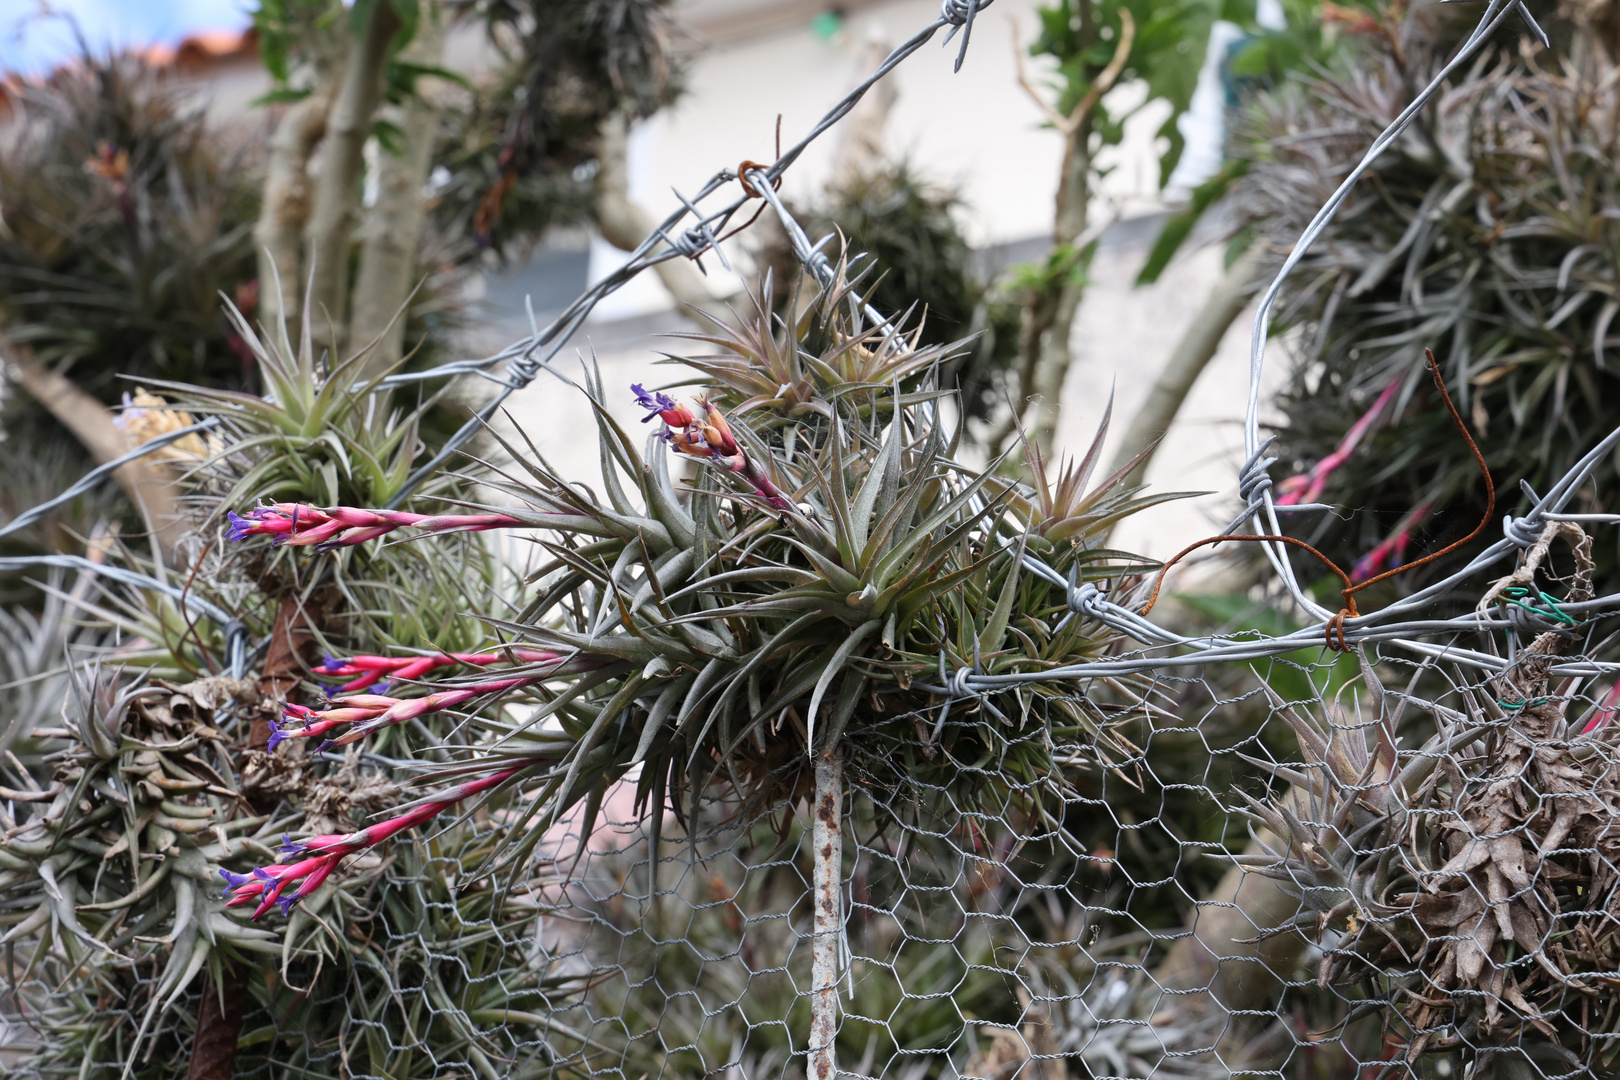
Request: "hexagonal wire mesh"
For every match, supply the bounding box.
[4,2,1615,1078]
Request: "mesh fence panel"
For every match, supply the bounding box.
[2,594,1614,1079]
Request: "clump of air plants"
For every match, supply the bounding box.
[209,269,1180,916]
[0,305,581,1077]
[1233,1,1620,598]
[750,165,1022,437]
[1239,523,1620,1075]
[0,567,578,1080]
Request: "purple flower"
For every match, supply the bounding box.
[632,383,694,426]
[631,383,658,416]
[277,833,306,858]
[226,511,254,542]
[219,868,252,897]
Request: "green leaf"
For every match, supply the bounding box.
[1136,161,1248,285]
[250,86,314,107]
[978,533,1029,657]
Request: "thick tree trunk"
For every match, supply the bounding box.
[254,89,334,348]
[1109,246,1263,488]
[593,113,736,326]
[252,593,319,749]
[185,593,322,1077]
[808,750,843,1080]
[348,12,446,378]
[185,961,251,1080]
[992,3,1134,461]
[1140,835,1310,1073]
[253,32,347,350]
[830,35,898,191]
[2,337,185,562]
[304,0,402,358]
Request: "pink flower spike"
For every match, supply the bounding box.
[1350,503,1429,584]
[280,856,342,913]
[389,657,441,683]
[224,503,530,550]
[219,764,529,918]
[634,382,793,513]
[1276,375,1403,507]
[353,766,526,848]
[270,673,571,752]
[1582,681,1620,736]
[632,383,695,427]
[316,649,563,692]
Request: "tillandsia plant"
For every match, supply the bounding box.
[0,531,580,1079]
[0,51,260,401]
[0,305,589,1077]
[1233,1,1620,598]
[1236,523,1620,1075]
[192,271,1192,1080]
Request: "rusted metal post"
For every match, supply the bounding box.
[809,749,842,1080]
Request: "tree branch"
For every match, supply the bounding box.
[593,112,737,326]
[304,0,403,357]
[1066,9,1134,133]
[1011,9,1134,137]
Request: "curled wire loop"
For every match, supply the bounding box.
[1143,349,1494,653]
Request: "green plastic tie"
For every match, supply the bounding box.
[1500,586,1578,627]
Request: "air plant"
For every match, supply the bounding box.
[0,317,578,1078]
[0,552,582,1079]
[1236,1,1620,595]
[0,52,260,403]
[1237,523,1620,1074]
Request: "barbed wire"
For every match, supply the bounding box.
[378,0,998,507]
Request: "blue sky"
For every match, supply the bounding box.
[2,0,253,78]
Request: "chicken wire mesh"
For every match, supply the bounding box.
[5,1,1618,1078]
[15,627,1620,1080]
[12,615,1620,1080]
